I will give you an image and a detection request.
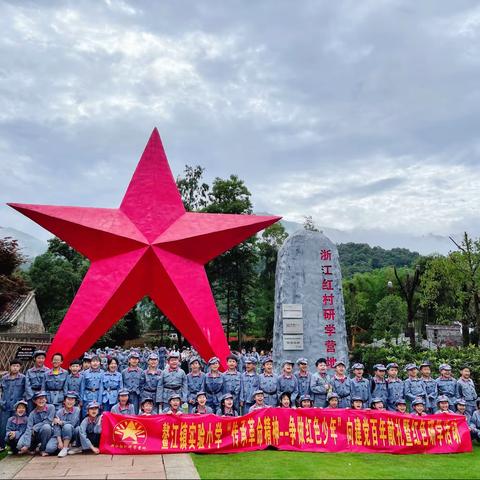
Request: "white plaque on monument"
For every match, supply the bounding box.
[282,304,303,319]
[283,318,304,334]
[283,334,304,350]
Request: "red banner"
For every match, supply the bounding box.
[100,409,472,455]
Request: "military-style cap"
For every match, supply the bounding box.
[226,354,238,362]
[168,393,182,402]
[262,357,273,365]
[196,391,207,398]
[90,354,100,361]
[253,390,264,397]
[455,398,466,406]
[65,391,78,399]
[412,398,425,406]
[439,364,452,371]
[419,361,431,368]
[15,399,28,408]
[351,396,363,402]
[189,356,201,365]
[405,363,418,371]
[395,398,407,405]
[296,357,308,365]
[386,362,399,369]
[371,397,384,405]
[333,360,346,368]
[437,395,450,404]
[128,352,140,359]
[245,357,258,365]
[33,350,46,358]
[118,389,130,396]
[300,394,312,402]
[282,359,294,367]
[373,364,386,371]
[167,352,180,360]
[148,353,159,360]
[351,363,364,370]
[221,393,234,401]
[327,392,339,401]
[87,401,100,409]
[141,397,154,405]
[82,354,92,361]
[208,357,220,365]
[33,391,47,399]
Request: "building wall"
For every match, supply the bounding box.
[426,324,462,347]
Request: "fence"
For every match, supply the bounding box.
[0,333,53,373]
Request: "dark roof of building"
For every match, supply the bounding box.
[0,293,31,326]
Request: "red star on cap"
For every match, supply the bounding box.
[9,129,281,367]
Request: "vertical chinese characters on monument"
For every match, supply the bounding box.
[273,230,348,372]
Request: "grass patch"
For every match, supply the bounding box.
[192,444,480,479]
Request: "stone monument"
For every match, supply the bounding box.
[273,229,349,372]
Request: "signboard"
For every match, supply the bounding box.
[283,318,304,334]
[282,304,303,319]
[283,334,304,350]
[15,346,36,360]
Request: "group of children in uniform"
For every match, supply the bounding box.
[1,348,479,457]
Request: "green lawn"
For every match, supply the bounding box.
[192,445,480,479]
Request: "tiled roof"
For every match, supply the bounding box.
[0,293,30,326]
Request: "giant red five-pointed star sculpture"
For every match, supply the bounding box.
[9,129,281,367]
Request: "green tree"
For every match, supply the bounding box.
[303,216,319,232]
[0,237,28,312]
[252,223,288,338]
[372,295,407,341]
[205,175,258,346]
[176,165,210,212]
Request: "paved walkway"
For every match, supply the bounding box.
[0,453,200,479]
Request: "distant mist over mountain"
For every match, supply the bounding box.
[260,215,457,256]
[0,226,48,261]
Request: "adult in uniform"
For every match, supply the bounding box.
[403,364,426,412]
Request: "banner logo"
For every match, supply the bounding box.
[113,419,147,445]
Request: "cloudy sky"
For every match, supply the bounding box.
[1,0,480,243]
